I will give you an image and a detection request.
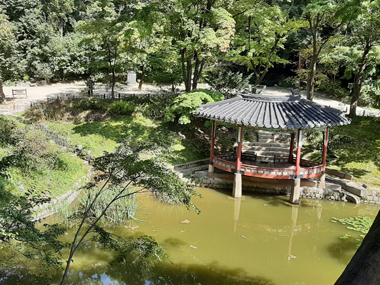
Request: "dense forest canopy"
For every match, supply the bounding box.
[0,0,380,115]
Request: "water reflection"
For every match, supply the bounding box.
[0,189,379,285]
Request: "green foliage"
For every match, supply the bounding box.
[79,185,139,224]
[106,101,136,116]
[229,3,305,85]
[60,139,198,284]
[164,91,223,125]
[0,190,66,272]
[204,67,252,94]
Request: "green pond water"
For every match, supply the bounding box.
[1,187,379,285]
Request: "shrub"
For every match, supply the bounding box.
[107,101,136,115]
[164,91,224,124]
[204,68,252,95]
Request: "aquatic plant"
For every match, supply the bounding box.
[53,200,78,228]
[78,185,139,224]
[331,216,374,246]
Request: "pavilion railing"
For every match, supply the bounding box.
[213,154,324,179]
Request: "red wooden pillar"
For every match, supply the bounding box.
[288,132,295,163]
[210,121,216,163]
[295,129,303,176]
[208,121,216,174]
[236,126,243,171]
[321,128,329,171]
[319,128,329,189]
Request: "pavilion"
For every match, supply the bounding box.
[194,93,351,204]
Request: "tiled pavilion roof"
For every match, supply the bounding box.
[194,94,351,130]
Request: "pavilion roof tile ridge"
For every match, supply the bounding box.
[290,101,315,129]
[194,93,351,129]
[215,100,242,122]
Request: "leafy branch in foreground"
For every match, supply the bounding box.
[0,190,66,273]
[60,139,198,285]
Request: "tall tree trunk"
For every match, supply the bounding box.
[349,43,371,117]
[192,57,204,90]
[349,81,361,117]
[181,49,192,93]
[111,69,116,99]
[138,64,145,92]
[0,79,5,102]
[306,56,317,101]
[335,209,380,285]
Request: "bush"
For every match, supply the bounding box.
[107,101,136,115]
[164,91,224,124]
[0,117,17,146]
[204,68,252,95]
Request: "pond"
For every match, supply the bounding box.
[1,188,379,285]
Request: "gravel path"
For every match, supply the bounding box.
[1,83,379,116]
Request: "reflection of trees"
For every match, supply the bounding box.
[64,260,272,285]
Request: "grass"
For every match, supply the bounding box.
[304,116,380,190]
[0,150,89,200]
[42,113,207,163]
[0,117,90,201]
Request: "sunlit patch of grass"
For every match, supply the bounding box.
[305,116,380,189]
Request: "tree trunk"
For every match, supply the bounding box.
[306,55,317,101]
[335,209,380,285]
[192,58,204,91]
[181,49,192,93]
[349,80,361,117]
[349,44,371,117]
[111,70,116,99]
[138,64,145,92]
[0,79,5,102]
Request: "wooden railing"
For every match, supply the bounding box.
[213,154,324,179]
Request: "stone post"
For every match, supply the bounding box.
[290,178,301,204]
[319,173,326,189]
[233,173,242,198]
[233,127,243,198]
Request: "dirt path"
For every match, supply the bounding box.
[1,83,379,116]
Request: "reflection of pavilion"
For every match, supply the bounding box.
[195,93,350,204]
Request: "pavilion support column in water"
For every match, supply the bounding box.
[319,128,329,189]
[288,132,295,163]
[233,127,243,198]
[208,121,217,174]
[290,130,303,204]
[290,178,301,204]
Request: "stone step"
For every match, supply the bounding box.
[257,130,290,135]
[242,146,290,152]
[244,150,288,156]
[243,142,290,148]
[259,138,291,143]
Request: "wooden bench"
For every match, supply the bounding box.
[11,89,27,99]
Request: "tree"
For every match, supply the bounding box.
[339,1,380,116]
[0,8,16,101]
[76,1,127,98]
[303,0,343,101]
[155,0,235,92]
[60,139,197,284]
[228,2,305,86]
